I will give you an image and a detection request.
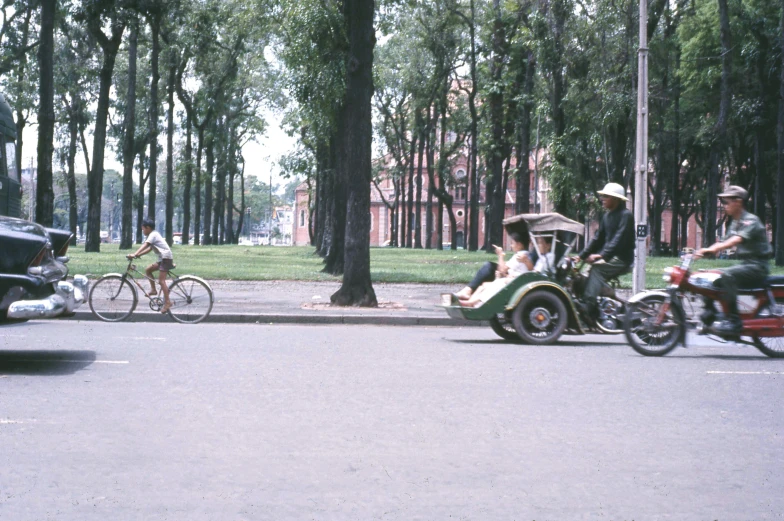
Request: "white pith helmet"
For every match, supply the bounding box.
[596,182,628,202]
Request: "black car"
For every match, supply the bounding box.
[0,215,88,321]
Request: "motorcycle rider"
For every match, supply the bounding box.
[574,182,635,322]
[695,185,771,335]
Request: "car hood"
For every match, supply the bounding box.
[0,216,49,273]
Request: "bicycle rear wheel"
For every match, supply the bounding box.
[166,276,213,324]
[89,275,138,322]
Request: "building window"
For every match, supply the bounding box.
[299,210,305,227]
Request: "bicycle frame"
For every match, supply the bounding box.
[120,258,178,302]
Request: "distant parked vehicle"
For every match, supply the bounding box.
[0,215,88,321]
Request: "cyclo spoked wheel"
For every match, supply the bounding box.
[89,275,138,322]
[752,336,784,358]
[166,276,214,324]
[489,313,520,341]
[511,290,568,345]
[623,294,685,356]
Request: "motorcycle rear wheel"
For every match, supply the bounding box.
[752,336,784,358]
[624,294,685,356]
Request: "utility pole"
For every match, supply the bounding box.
[633,0,649,294]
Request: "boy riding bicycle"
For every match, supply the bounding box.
[127,218,174,313]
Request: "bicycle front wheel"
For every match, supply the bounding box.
[167,276,214,324]
[89,275,138,322]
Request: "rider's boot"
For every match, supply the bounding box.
[699,298,717,326]
[713,300,742,335]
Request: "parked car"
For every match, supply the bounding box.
[0,215,88,321]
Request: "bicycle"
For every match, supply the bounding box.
[88,257,214,324]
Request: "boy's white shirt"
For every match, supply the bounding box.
[144,230,173,261]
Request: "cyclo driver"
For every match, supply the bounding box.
[695,185,771,335]
[574,182,635,323]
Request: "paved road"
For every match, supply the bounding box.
[1,321,782,520]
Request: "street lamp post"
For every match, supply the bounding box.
[633,0,649,294]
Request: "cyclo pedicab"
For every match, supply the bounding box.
[440,212,629,345]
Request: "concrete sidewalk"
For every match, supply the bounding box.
[71,280,472,325]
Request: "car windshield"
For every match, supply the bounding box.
[4,139,18,181]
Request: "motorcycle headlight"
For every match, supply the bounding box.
[662,267,674,282]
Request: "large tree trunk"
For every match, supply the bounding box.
[704,0,732,246]
[136,146,147,244]
[13,9,32,187]
[515,50,535,214]
[670,49,682,256]
[486,0,506,251]
[467,0,480,251]
[406,129,416,248]
[86,22,125,252]
[204,135,214,245]
[165,50,175,245]
[414,110,425,249]
[330,0,377,306]
[147,19,160,225]
[65,96,79,243]
[120,20,137,250]
[35,0,55,227]
[777,0,784,265]
[181,113,193,245]
[194,126,205,245]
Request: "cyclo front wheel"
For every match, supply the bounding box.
[166,276,214,324]
[623,294,685,356]
[89,275,138,322]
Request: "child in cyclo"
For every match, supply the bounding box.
[127,219,174,313]
[459,232,534,307]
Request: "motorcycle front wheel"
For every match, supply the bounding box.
[623,294,685,356]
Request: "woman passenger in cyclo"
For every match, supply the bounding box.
[455,234,555,303]
[458,233,556,308]
[127,218,174,313]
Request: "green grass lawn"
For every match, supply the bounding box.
[67,243,784,287]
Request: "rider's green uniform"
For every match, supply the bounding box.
[716,210,771,302]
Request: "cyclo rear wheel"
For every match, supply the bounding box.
[489,313,520,341]
[166,276,214,324]
[89,275,138,322]
[623,294,685,356]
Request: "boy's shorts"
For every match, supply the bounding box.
[157,258,174,272]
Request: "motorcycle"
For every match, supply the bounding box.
[623,254,784,357]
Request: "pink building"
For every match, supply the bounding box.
[294,155,705,252]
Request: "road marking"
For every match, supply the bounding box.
[8,359,129,365]
[0,419,24,424]
[707,371,782,375]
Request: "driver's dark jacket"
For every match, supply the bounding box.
[579,205,635,266]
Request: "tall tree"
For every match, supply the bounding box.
[35,0,55,226]
[82,3,126,252]
[120,18,138,249]
[330,0,377,306]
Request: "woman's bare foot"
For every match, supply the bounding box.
[455,287,473,299]
[160,301,172,313]
[149,290,158,296]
